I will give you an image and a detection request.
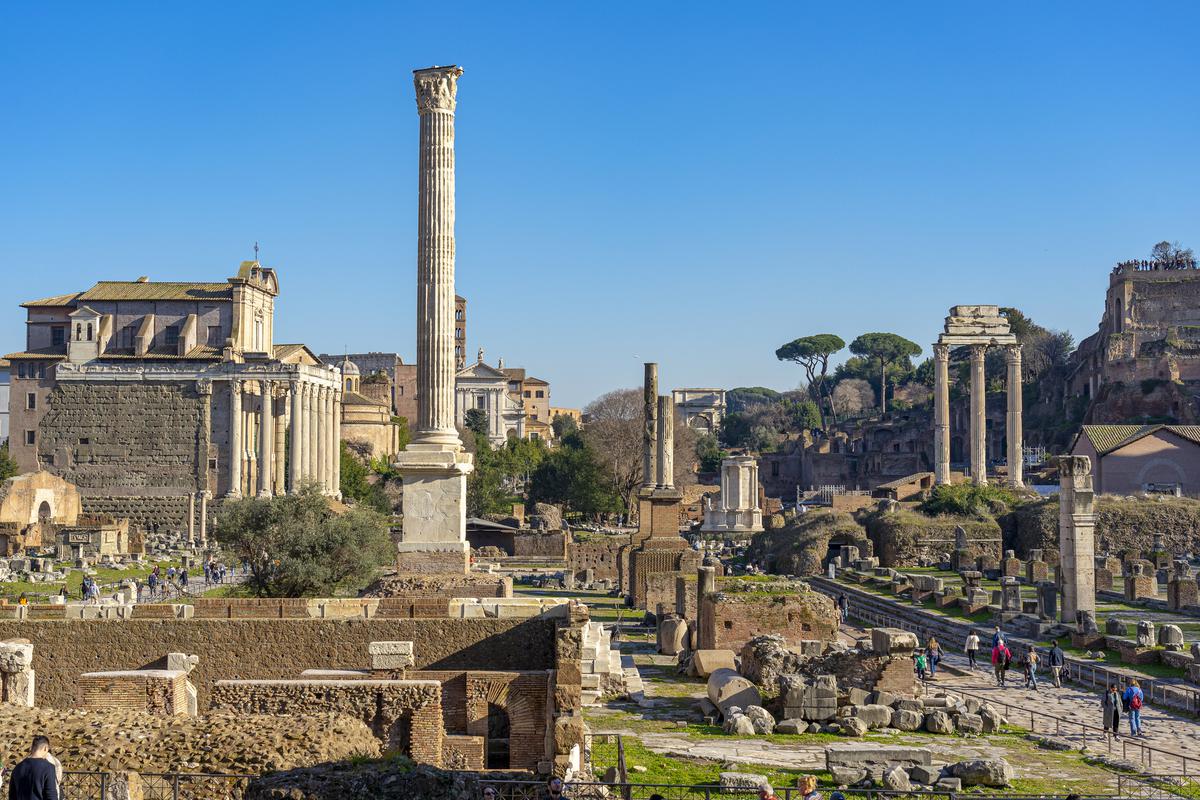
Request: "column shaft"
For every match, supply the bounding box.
[332,389,342,497]
[274,392,287,495]
[412,67,464,449]
[307,385,318,485]
[187,492,196,543]
[228,381,242,497]
[316,386,328,493]
[289,381,303,493]
[933,344,951,485]
[656,394,674,489]
[642,362,658,489]
[258,380,274,497]
[969,344,988,486]
[199,492,208,545]
[1006,345,1024,488]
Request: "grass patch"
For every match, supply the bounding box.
[591,738,826,790]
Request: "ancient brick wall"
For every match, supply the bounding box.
[81,495,192,535]
[77,671,188,715]
[442,735,485,770]
[0,617,556,710]
[38,382,207,493]
[211,679,443,765]
[699,587,838,652]
[644,571,686,617]
[513,531,567,559]
[568,537,628,581]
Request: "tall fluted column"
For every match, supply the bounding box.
[642,363,658,489]
[316,386,328,494]
[290,381,303,493]
[258,380,274,497]
[412,65,464,451]
[325,387,337,494]
[199,491,209,545]
[655,395,674,489]
[332,389,342,497]
[274,390,287,496]
[933,343,951,485]
[969,344,988,486]
[1006,344,1024,488]
[228,381,242,497]
[306,384,318,484]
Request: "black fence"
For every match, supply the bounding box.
[61,771,249,800]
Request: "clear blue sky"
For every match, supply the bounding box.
[3,2,1198,408]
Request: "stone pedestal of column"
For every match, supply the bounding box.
[394,450,475,574]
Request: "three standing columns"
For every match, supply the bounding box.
[931,342,1023,488]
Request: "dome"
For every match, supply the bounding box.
[339,357,360,376]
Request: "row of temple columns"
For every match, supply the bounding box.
[933,342,1023,488]
[227,379,341,498]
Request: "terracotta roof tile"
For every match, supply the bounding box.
[77,282,232,302]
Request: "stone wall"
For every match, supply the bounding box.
[747,509,870,576]
[697,581,838,652]
[81,495,193,536]
[567,537,628,582]
[0,617,556,710]
[38,382,207,494]
[513,531,568,560]
[864,510,1001,567]
[77,670,190,715]
[1004,494,1200,561]
[211,679,444,765]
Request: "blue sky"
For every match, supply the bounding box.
[2,2,1198,408]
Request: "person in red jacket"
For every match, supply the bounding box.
[991,642,1012,686]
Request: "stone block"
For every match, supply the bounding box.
[850,703,893,729]
[890,709,923,731]
[368,641,415,671]
[707,668,761,715]
[1158,624,1185,651]
[871,627,918,655]
[956,713,984,734]
[1106,617,1127,635]
[825,744,932,768]
[908,764,940,785]
[693,649,736,677]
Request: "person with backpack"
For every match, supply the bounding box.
[992,641,1011,686]
[1123,679,1145,736]
[1048,640,1065,688]
[1102,684,1121,739]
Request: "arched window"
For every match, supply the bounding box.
[86,323,93,341]
[75,323,82,340]
[486,703,511,769]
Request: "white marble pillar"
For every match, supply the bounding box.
[228,380,243,497]
[642,362,658,490]
[655,395,674,489]
[1058,455,1096,625]
[933,343,951,485]
[199,491,209,545]
[258,380,274,497]
[289,381,303,493]
[332,389,342,497]
[411,65,465,451]
[1006,344,1024,488]
[245,404,255,496]
[969,344,988,486]
[274,391,287,496]
[187,492,196,543]
[316,386,328,494]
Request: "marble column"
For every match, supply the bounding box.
[274,390,287,496]
[258,380,274,497]
[332,389,342,497]
[289,381,304,493]
[187,492,196,543]
[1005,344,1024,488]
[933,343,951,485]
[642,363,659,489]
[199,491,209,545]
[227,380,243,497]
[655,395,674,489]
[1057,455,1096,625]
[304,384,317,484]
[325,387,337,495]
[316,386,328,494]
[969,344,988,486]
[411,65,464,451]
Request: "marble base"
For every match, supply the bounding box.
[394,448,473,575]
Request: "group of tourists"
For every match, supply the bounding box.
[1102,680,1145,738]
[914,636,943,680]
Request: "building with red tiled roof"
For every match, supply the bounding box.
[1070,424,1200,495]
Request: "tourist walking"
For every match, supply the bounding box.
[1048,640,1065,688]
[1102,684,1121,738]
[8,735,59,800]
[927,636,942,677]
[1025,648,1040,691]
[798,775,822,800]
[991,626,1004,647]
[964,630,980,668]
[914,651,928,681]
[992,641,1011,686]
[1123,680,1145,736]
[837,593,848,623]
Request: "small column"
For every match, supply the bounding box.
[1005,344,1024,488]
[642,363,659,489]
[199,491,209,545]
[289,381,303,493]
[656,395,674,489]
[933,343,951,485]
[227,380,243,497]
[187,492,196,544]
[316,386,328,494]
[258,380,274,497]
[274,390,287,496]
[969,344,988,486]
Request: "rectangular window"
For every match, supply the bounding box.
[535,390,545,398]
[397,386,404,396]
[24,430,35,446]
[50,326,65,346]
[26,393,35,410]
[524,391,531,398]
[17,364,25,379]
[530,432,539,441]
[37,363,45,379]
[164,325,180,347]
[476,396,486,409]
[207,326,223,347]
[78,437,90,446]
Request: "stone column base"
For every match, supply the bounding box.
[394,449,474,576]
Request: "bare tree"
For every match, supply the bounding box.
[831,378,875,418]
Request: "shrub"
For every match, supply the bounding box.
[918,483,1017,518]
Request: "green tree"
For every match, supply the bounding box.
[0,444,17,481]
[392,416,411,452]
[527,433,621,519]
[775,334,845,426]
[781,396,821,431]
[551,413,578,439]
[339,442,391,514]
[464,408,489,437]
[695,434,724,473]
[849,332,922,412]
[211,485,393,597]
[466,432,510,517]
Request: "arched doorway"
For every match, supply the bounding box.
[386,712,412,756]
[486,703,510,769]
[37,502,51,525]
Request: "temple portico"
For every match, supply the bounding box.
[932,305,1023,487]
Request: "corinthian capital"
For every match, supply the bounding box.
[933,343,950,362]
[414,65,463,114]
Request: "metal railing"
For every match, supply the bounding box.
[1117,773,1199,799]
[60,771,249,800]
